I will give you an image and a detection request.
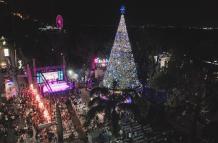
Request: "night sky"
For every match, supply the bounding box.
[2,0,218,67]
[8,0,218,26]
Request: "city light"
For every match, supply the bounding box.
[94,57,109,68]
[30,84,33,89]
[0,36,5,42]
[68,69,73,76]
[67,69,78,80]
[94,57,109,64]
[3,48,9,57]
[0,61,7,68]
[18,60,23,69]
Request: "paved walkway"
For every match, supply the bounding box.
[80,88,90,105]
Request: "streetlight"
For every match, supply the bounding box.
[67,69,78,81]
[68,69,73,76]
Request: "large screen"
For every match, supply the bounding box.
[37,70,64,84]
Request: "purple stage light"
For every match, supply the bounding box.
[43,81,70,93]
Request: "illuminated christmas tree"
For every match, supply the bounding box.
[103,6,142,89]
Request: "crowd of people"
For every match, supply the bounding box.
[0,86,57,142]
[0,86,88,143]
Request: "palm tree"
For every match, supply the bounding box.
[86,93,120,136]
[121,88,151,123]
[89,87,110,98]
[86,86,146,136]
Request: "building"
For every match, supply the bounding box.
[0,36,28,98]
[88,57,109,87]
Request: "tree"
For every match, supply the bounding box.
[86,86,146,137]
[103,9,141,89]
[86,87,123,136]
[149,50,218,143]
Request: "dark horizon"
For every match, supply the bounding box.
[2,0,218,26]
[1,0,218,68]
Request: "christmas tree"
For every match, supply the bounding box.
[103,6,142,89]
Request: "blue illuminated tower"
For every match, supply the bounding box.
[103,6,142,89]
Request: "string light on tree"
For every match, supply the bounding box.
[103,5,142,89]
